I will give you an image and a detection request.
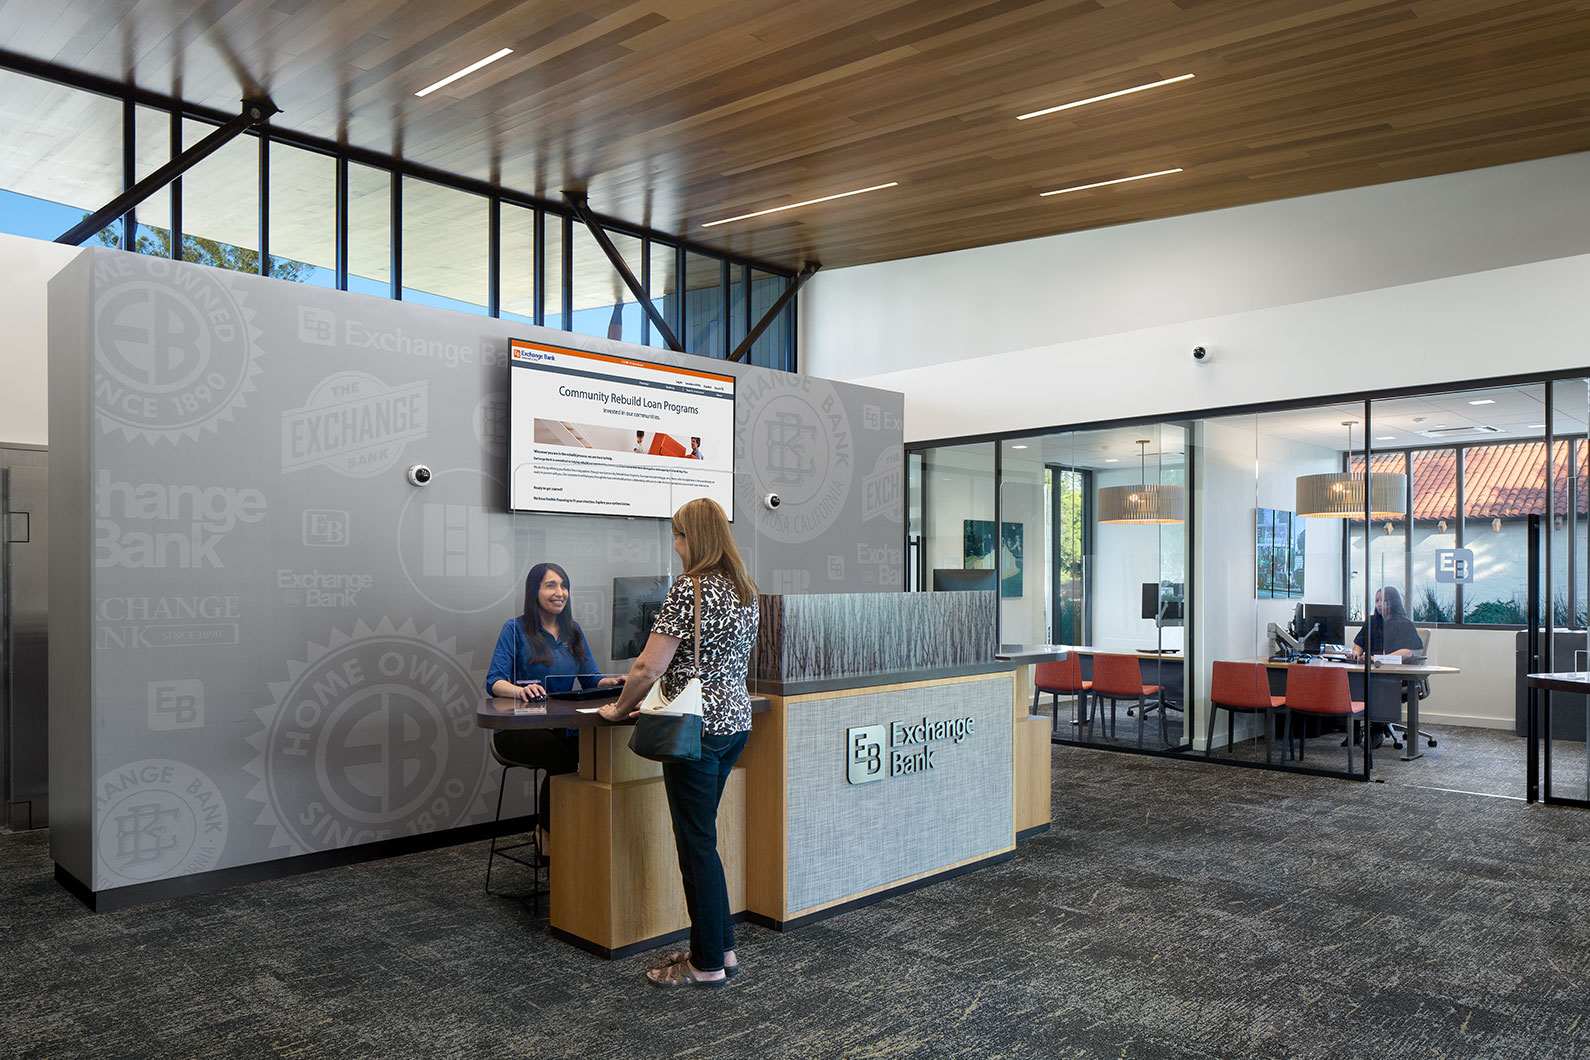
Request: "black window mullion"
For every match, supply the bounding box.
[121,97,136,250]
[1455,447,1466,623]
[561,212,573,330]
[640,237,651,346]
[532,208,544,327]
[258,127,270,276]
[719,257,731,359]
[390,172,402,300]
[169,107,182,259]
[487,194,500,318]
[335,155,349,290]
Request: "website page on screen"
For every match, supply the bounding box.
[508,338,735,518]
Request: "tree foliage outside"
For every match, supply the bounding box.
[92,220,311,282]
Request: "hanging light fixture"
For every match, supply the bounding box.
[1295,420,1407,519]
[1099,440,1184,523]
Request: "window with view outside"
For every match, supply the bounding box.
[1347,453,1407,622]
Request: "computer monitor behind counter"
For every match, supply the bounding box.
[932,568,997,592]
[1141,582,1185,626]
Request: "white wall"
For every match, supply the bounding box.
[0,233,79,445]
[800,153,1590,445]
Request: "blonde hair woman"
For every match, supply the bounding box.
[599,498,758,986]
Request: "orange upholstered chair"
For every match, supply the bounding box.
[1207,661,1285,763]
[1034,654,1093,734]
[1283,665,1366,769]
[1091,653,1162,747]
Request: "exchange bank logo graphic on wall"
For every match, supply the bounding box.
[737,374,853,543]
[93,254,263,444]
[95,758,228,886]
[397,467,536,614]
[95,471,266,569]
[847,716,977,785]
[281,371,429,478]
[246,620,491,853]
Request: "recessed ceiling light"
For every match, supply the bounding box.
[1104,458,1119,463]
[1468,399,1496,405]
[415,48,514,97]
[1040,169,1183,197]
[1011,444,1029,450]
[701,183,898,228]
[1528,424,1546,429]
[1375,436,1396,441]
[1017,74,1195,121]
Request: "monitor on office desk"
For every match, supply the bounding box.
[933,568,997,592]
[1142,582,1184,627]
[1300,603,1345,650]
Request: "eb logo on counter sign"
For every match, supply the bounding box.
[1436,548,1474,583]
[847,725,887,784]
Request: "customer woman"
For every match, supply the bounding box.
[487,562,623,853]
[598,498,758,987]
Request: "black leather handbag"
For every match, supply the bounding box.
[628,579,703,763]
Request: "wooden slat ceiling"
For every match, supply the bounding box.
[4,0,1590,272]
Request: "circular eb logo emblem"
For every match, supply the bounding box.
[94,256,262,443]
[248,619,491,853]
[396,467,537,614]
[737,375,853,543]
[95,758,228,885]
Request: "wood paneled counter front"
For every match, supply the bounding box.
[475,693,768,959]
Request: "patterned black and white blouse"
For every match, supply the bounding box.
[650,572,758,735]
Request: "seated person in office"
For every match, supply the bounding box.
[1348,585,1423,748]
[486,562,624,854]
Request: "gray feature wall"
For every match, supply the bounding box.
[48,247,904,894]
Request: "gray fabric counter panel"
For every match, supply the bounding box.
[784,674,1013,914]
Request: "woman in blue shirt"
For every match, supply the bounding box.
[487,562,623,854]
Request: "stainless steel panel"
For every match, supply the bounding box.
[2,454,48,830]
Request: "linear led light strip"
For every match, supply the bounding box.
[701,183,898,228]
[415,48,514,97]
[1017,73,1195,120]
[1040,168,1182,196]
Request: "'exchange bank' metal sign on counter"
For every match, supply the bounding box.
[846,715,977,784]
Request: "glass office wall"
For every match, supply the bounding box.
[1545,380,1590,803]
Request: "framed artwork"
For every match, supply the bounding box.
[964,519,1023,598]
[1256,508,1305,599]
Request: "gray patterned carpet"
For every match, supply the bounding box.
[4,742,1590,1059]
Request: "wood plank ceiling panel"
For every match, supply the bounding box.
[3,0,1590,271]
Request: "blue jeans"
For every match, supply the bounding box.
[660,730,748,973]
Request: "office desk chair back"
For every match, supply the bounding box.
[1034,655,1092,734]
[1283,665,1366,770]
[485,735,548,914]
[1388,628,1439,752]
[1091,653,1163,748]
[1207,660,1285,763]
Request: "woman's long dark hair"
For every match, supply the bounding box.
[1381,585,1408,620]
[520,562,591,669]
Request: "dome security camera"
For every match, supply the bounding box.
[763,492,782,510]
[1191,345,1210,363]
[407,464,432,486]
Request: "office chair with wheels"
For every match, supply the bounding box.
[1284,664,1367,770]
[1207,660,1285,763]
[1034,655,1092,734]
[1386,627,1438,751]
[1091,653,1162,747]
[485,735,548,915]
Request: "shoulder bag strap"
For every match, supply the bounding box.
[692,577,702,675]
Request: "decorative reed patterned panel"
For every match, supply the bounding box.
[756,591,998,683]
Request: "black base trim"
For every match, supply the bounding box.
[55,814,543,912]
[744,849,1016,933]
[1016,822,1051,841]
[549,912,752,960]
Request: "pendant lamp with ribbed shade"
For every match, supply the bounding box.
[1098,440,1184,524]
[1296,421,1406,519]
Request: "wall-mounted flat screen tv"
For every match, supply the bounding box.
[508,338,735,518]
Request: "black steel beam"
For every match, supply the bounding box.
[56,97,279,246]
[564,191,683,352]
[729,262,819,363]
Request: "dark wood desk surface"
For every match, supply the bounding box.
[1526,671,1590,695]
[476,692,770,730]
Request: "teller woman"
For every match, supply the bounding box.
[487,562,622,854]
[598,498,758,987]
